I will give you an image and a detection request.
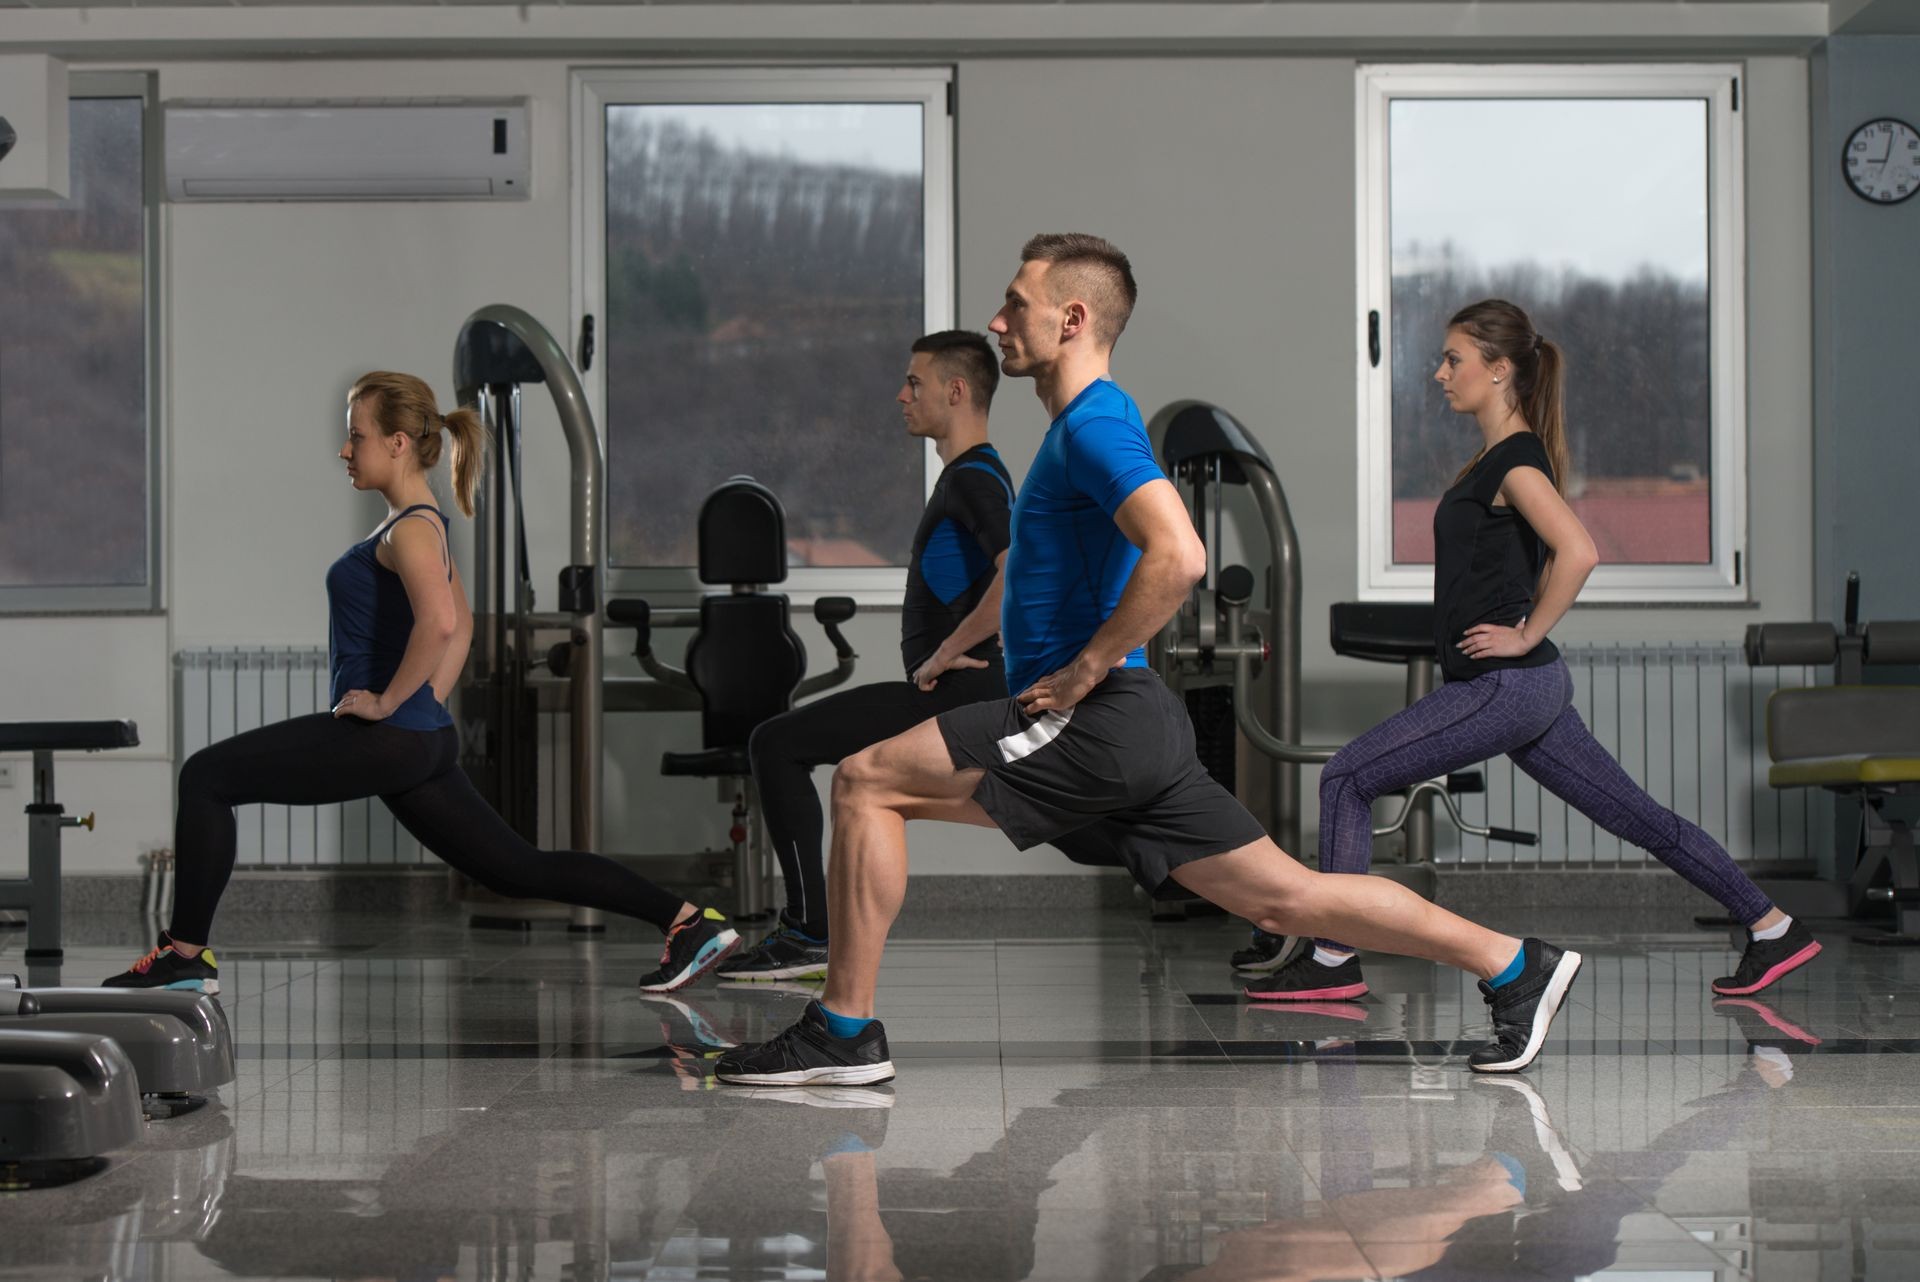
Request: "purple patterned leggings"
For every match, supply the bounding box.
[1317,659,1772,948]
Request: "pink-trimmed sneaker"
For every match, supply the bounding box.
[1712,919,1822,996]
[1243,949,1369,1002]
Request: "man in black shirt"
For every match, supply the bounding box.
[719,331,1014,980]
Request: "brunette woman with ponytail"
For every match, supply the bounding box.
[103,372,737,996]
[1246,300,1820,1006]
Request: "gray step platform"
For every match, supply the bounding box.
[0,1029,145,1164]
[0,989,234,1099]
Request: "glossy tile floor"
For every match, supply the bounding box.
[3,901,1918,1281]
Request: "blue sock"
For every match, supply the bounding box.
[823,1131,873,1159]
[819,1002,873,1040]
[1487,945,1527,990]
[1489,1150,1527,1195]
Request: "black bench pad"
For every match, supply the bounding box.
[0,721,140,753]
[1330,603,1438,664]
[662,747,751,778]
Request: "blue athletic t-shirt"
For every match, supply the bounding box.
[1001,378,1166,696]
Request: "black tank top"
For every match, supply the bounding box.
[1432,431,1562,682]
[900,445,1015,679]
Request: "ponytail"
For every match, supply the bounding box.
[1525,338,1570,496]
[442,406,488,518]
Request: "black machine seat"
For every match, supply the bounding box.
[1329,603,1438,665]
[0,722,139,753]
[662,747,752,778]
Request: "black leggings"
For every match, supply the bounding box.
[747,663,1007,937]
[168,714,686,944]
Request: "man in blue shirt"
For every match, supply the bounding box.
[716,234,1584,1087]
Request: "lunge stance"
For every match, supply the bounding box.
[103,372,736,996]
[715,236,1584,1087]
[1249,299,1819,1005]
[719,332,1015,981]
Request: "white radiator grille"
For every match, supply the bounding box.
[173,648,426,868]
[1446,642,1829,867]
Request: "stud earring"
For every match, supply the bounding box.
[1492,377,1503,384]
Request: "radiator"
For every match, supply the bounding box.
[172,648,426,868]
[1445,642,1830,868]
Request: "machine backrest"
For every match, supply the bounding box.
[699,476,787,586]
[683,475,806,747]
[684,596,807,747]
[1767,686,1920,762]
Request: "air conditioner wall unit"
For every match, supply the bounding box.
[164,100,530,202]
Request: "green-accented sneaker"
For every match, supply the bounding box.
[102,934,220,995]
[637,908,740,993]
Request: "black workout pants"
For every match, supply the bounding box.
[747,664,1006,937]
[168,714,685,944]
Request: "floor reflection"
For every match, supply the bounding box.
[5,912,1919,1280]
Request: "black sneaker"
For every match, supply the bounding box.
[101,934,220,995]
[1712,919,1821,996]
[636,909,740,993]
[1230,929,1295,975]
[1243,949,1368,1001]
[715,925,830,982]
[1468,938,1583,1074]
[713,999,895,1086]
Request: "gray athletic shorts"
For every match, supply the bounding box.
[935,667,1269,897]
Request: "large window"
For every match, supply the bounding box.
[575,69,953,600]
[0,75,160,612]
[1356,66,1746,602]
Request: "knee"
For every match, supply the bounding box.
[177,747,227,803]
[747,719,781,772]
[1319,752,1361,805]
[1251,870,1316,935]
[830,746,894,814]
[468,865,535,900]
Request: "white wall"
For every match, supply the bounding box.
[0,51,1814,876]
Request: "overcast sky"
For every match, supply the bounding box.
[611,102,923,177]
[1390,98,1709,283]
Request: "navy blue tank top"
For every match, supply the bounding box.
[326,504,454,732]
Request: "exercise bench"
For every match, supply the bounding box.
[0,721,139,960]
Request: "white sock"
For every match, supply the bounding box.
[1751,1046,1794,1080]
[1751,915,1792,942]
[1313,945,1355,968]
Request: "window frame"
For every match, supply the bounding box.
[572,66,955,606]
[1354,63,1747,604]
[0,71,164,615]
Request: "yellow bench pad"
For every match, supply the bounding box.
[1770,756,1920,788]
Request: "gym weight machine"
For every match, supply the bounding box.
[450,306,860,920]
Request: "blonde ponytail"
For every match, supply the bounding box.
[442,406,488,518]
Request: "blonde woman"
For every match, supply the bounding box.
[104,372,736,995]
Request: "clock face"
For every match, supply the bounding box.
[1845,118,1920,205]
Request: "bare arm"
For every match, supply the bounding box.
[430,559,474,703]
[913,551,1007,690]
[336,517,457,719]
[1016,478,1203,713]
[1459,467,1599,662]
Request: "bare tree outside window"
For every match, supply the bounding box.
[1387,98,1712,567]
[0,97,149,594]
[603,103,926,570]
